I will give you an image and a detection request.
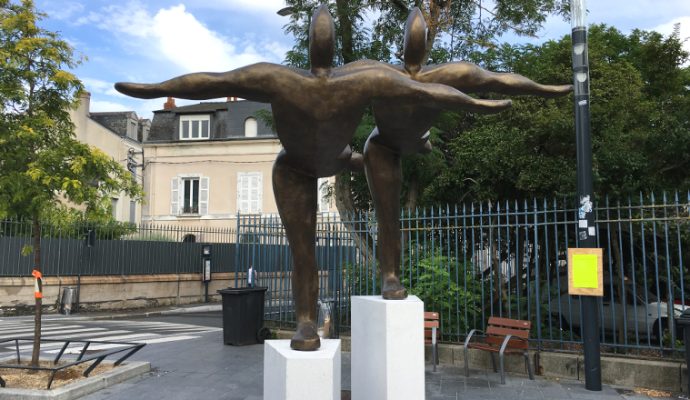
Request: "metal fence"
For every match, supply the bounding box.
[234,192,690,354]
[1,191,688,353]
[0,221,237,276]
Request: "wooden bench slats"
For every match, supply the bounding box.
[486,325,530,339]
[424,311,440,371]
[424,313,440,344]
[487,316,531,330]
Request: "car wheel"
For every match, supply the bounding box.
[652,318,668,341]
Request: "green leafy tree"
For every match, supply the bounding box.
[0,0,142,365]
[426,24,690,203]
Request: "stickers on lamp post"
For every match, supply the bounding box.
[568,248,603,296]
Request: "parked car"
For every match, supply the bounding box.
[549,282,687,339]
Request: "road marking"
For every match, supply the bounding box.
[0,325,84,335]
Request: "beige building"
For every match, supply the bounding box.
[71,95,334,232]
[140,98,333,232]
[70,93,146,223]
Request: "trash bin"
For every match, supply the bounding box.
[218,287,268,345]
[677,309,690,394]
[59,287,78,315]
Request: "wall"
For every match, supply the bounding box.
[0,273,235,314]
[70,93,144,223]
[143,139,282,228]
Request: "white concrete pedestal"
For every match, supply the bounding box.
[263,339,341,400]
[351,295,424,400]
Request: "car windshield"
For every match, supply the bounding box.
[631,289,658,304]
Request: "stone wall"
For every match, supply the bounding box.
[0,273,236,315]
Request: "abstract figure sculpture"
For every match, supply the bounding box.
[115,5,511,351]
[361,8,572,300]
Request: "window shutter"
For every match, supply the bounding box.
[237,174,248,213]
[171,177,179,215]
[199,177,209,215]
[253,174,263,213]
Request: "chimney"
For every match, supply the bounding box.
[79,91,91,116]
[227,96,237,102]
[163,97,176,110]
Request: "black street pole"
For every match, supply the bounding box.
[571,0,601,391]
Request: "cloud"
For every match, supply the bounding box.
[651,16,690,50]
[81,77,125,97]
[651,16,690,66]
[197,0,287,14]
[89,100,131,113]
[41,1,84,21]
[88,2,283,73]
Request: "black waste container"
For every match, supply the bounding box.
[677,309,690,394]
[218,287,268,345]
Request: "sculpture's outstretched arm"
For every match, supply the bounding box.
[347,69,512,114]
[418,62,572,98]
[115,63,298,103]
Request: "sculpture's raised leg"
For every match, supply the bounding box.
[272,152,320,351]
[363,130,408,300]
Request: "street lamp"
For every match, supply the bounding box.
[571,0,601,391]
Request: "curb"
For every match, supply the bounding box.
[0,361,150,400]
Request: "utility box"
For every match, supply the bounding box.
[59,287,78,315]
[218,287,268,345]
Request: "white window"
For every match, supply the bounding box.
[180,115,210,140]
[318,178,330,213]
[171,175,209,215]
[244,117,258,138]
[237,172,262,214]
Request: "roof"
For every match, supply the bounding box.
[147,100,274,142]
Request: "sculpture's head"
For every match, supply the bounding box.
[403,7,427,75]
[309,5,335,72]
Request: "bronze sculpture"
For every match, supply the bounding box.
[115,5,512,351]
[360,8,572,300]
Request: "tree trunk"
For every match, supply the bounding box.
[335,0,355,63]
[335,173,375,261]
[404,175,420,211]
[30,216,42,366]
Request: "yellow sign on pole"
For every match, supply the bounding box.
[568,248,603,296]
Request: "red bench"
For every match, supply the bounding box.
[463,316,534,384]
[424,312,439,371]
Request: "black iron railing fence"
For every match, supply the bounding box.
[1,191,688,353]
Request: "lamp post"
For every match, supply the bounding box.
[571,0,601,391]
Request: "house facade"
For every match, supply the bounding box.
[70,93,146,223]
[140,98,334,232]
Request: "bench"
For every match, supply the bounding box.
[424,312,439,371]
[463,316,534,384]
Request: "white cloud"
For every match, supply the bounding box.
[81,77,124,97]
[653,15,690,44]
[651,16,690,58]
[199,0,287,14]
[89,100,131,113]
[41,1,84,21]
[88,2,283,73]
[151,5,263,71]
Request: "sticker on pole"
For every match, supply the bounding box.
[568,248,603,296]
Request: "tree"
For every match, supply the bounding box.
[425,24,690,204]
[0,0,142,365]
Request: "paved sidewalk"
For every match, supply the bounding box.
[76,327,682,400]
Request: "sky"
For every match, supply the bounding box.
[34,0,690,120]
